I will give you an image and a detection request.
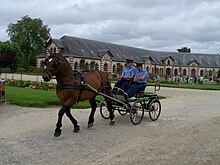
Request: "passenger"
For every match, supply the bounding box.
[113,58,136,93]
[126,63,149,98]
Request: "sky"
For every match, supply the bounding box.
[1,0,220,54]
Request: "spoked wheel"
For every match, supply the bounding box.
[130,100,144,125]
[118,107,127,115]
[100,100,114,119]
[148,99,161,121]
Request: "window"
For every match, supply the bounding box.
[74,62,78,70]
[174,69,178,75]
[95,63,99,70]
[200,70,204,76]
[166,68,171,75]
[113,65,116,73]
[104,63,108,72]
[183,69,187,75]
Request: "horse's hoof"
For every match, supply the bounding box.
[110,120,115,126]
[73,125,80,133]
[87,123,93,128]
[54,129,62,137]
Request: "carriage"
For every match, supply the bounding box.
[99,83,161,125]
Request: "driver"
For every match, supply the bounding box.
[112,58,136,94]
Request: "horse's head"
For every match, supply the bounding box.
[42,55,61,82]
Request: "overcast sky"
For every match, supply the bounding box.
[1,0,220,54]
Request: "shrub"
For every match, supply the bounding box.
[6,79,56,91]
[32,67,44,75]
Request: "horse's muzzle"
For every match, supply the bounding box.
[42,70,52,82]
[42,75,51,82]
[42,71,51,82]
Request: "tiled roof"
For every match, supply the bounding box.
[47,35,220,67]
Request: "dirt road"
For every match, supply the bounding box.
[0,87,220,165]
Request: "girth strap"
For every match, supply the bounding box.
[56,84,82,90]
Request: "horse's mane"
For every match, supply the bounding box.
[59,55,73,71]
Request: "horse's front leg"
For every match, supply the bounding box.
[54,106,67,137]
[88,98,97,128]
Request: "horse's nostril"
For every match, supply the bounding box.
[43,76,50,82]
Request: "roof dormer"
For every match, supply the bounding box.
[161,56,175,66]
[143,56,154,65]
[188,59,200,67]
[99,50,113,61]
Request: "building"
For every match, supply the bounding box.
[37,35,220,78]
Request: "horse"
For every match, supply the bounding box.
[42,53,115,137]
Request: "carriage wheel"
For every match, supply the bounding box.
[130,100,144,125]
[100,100,110,119]
[118,108,127,115]
[148,99,161,121]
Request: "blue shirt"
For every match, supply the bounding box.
[134,69,148,84]
[122,66,136,80]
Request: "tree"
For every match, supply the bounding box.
[218,69,220,78]
[90,61,95,71]
[17,67,26,80]
[80,60,85,71]
[6,15,51,69]
[177,47,191,53]
[0,41,24,71]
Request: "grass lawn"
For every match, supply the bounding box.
[5,86,59,107]
[4,86,106,108]
[3,82,219,108]
[149,82,220,90]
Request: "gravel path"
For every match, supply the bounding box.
[0,87,220,165]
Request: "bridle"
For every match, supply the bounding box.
[43,55,61,79]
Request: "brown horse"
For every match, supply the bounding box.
[42,53,115,137]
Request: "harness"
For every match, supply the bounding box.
[56,71,105,103]
[56,71,85,90]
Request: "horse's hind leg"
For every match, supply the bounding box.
[66,109,80,133]
[88,98,97,128]
[105,97,115,125]
[103,84,115,125]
